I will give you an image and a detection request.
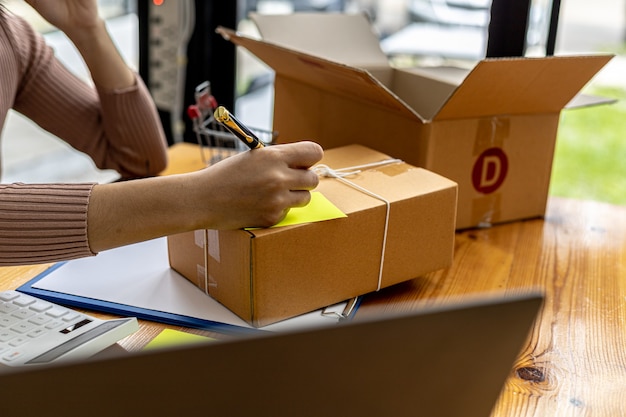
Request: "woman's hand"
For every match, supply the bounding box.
[26,0,134,90]
[190,141,324,229]
[25,0,101,36]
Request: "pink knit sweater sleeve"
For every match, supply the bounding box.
[0,11,169,265]
[0,183,95,265]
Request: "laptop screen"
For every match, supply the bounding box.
[0,291,542,417]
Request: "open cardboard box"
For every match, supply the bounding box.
[168,145,458,327]
[217,13,613,229]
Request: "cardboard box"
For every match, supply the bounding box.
[217,13,613,229]
[168,145,458,327]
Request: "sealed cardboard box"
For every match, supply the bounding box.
[217,13,612,229]
[168,145,458,327]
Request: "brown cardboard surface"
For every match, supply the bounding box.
[167,231,205,290]
[392,68,457,121]
[434,56,614,120]
[271,75,430,164]
[168,145,458,327]
[205,230,254,321]
[426,114,560,228]
[216,13,613,230]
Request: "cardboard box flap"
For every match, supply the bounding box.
[434,55,613,120]
[403,66,470,86]
[217,27,420,121]
[249,12,390,71]
[565,93,618,109]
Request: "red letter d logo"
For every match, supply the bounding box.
[472,148,508,194]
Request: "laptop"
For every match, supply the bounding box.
[0,291,542,417]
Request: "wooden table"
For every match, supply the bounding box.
[1,143,625,416]
[361,196,626,416]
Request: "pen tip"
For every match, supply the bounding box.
[214,106,227,122]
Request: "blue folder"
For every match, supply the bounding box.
[17,238,359,335]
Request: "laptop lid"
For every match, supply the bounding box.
[0,291,542,417]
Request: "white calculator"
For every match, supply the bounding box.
[0,290,138,367]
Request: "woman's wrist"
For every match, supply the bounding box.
[62,17,107,50]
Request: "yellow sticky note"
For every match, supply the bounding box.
[144,329,214,351]
[272,191,347,228]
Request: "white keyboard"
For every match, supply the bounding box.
[0,290,138,366]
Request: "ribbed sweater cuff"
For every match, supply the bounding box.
[0,183,96,265]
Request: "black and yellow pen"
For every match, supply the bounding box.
[213,106,265,150]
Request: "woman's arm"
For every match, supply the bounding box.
[0,142,323,265]
[13,1,168,178]
[88,142,323,253]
